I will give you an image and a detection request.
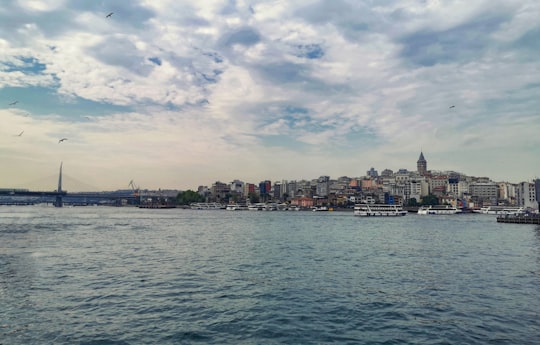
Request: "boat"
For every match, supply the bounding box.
[474,206,525,215]
[225,204,248,211]
[248,203,266,211]
[312,206,329,212]
[265,203,278,211]
[353,203,407,217]
[417,205,462,215]
[190,202,224,210]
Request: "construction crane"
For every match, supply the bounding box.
[128,180,140,197]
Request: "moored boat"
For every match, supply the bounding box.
[225,204,248,211]
[248,203,266,211]
[190,202,224,210]
[353,203,407,217]
[474,206,525,215]
[417,205,462,215]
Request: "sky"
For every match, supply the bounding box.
[1,0,539,192]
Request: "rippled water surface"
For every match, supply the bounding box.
[1,206,539,344]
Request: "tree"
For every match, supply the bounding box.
[421,194,439,206]
[407,198,419,206]
[176,190,205,205]
[248,192,259,204]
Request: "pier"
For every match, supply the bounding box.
[496,214,540,224]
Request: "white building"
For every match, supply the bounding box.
[517,182,537,210]
[469,182,498,202]
[230,180,245,196]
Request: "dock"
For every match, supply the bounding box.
[496,214,540,224]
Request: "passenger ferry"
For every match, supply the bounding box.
[353,204,407,217]
[190,202,224,210]
[417,205,462,215]
[248,203,266,211]
[225,204,248,211]
[475,206,525,215]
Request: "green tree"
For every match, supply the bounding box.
[176,190,205,205]
[407,198,419,206]
[248,192,260,204]
[421,194,439,206]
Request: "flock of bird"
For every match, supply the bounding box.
[7,11,115,144]
[9,99,70,143]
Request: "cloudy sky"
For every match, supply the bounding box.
[1,0,539,191]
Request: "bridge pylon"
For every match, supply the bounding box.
[55,162,63,207]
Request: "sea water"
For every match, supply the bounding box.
[1,206,539,344]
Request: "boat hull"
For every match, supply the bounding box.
[353,204,407,217]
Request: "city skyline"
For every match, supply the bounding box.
[1,1,539,191]
[1,152,536,193]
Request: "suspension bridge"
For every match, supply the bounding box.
[0,163,140,207]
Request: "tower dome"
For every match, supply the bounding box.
[417,152,427,175]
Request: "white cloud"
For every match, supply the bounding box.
[1,0,539,190]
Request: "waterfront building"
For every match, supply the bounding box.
[316,176,330,197]
[517,182,537,210]
[395,170,411,185]
[497,182,517,206]
[211,181,231,202]
[279,180,289,199]
[243,183,256,197]
[410,178,429,201]
[295,180,314,197]
[230,180,245,197]
[273,182,282,200]
[287,180,297,198]
[349,179,360,189]
[291,196,314,208]
[429,176,448,195]
[469,182,499,204]
[447,178,459,198]
[197,186,212,201]
[258,180,272,201]
[535,179,540,208]
[361,178,378,191]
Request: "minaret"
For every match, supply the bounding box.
[417,151,427,176]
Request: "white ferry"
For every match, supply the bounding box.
[248,203,266,211]
[190,202,224,210]
[225,204,248,211]
[353,204,407,217]
[417,205,462,215]
[475,206,525,215]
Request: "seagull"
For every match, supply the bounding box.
[16,130,24,137]
[449,105,455,109]
[106,12,113,18]
[58,138,68,143]
[9,101,18,106]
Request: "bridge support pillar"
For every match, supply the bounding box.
[55,195,63,207]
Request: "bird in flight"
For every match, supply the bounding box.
[16,130,24,137]
[106,12,114,18]
[449,105,455,109]
[58,138,68,143]
[9,101,18,106]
